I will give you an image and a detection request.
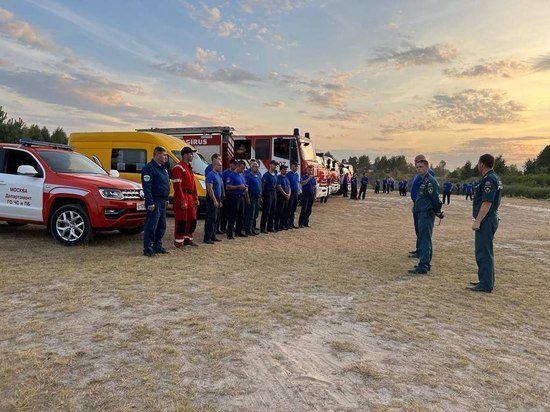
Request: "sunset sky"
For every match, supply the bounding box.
[1,0,549,168]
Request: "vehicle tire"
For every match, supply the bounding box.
[119,226,144,235]
[7,222,27,227]
[49,204,94,245]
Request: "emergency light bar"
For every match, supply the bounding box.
[19,139,73,151]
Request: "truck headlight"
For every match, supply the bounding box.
[99,188,125,200]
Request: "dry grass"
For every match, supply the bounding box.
[1,193,549,411]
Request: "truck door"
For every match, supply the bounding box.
[0,148,44,221]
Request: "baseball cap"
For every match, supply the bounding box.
[181,146,197,155]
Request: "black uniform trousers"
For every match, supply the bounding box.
[359,184,367,199]
[260,190,276,232]
[226,194,245,238]
[275,193,289,230]
[298,191,314,227]
[288,192,299,227]
[203,196,220,242]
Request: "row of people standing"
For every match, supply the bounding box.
[204,157,318,243]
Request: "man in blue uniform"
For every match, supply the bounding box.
[359,173,368,199]
[219,159,237,233]
[374,178,380,194]
[409,154,436,259]
[225,160,248,239]
[244,160,262,236]
[203,158,223,244]
[286,162,300,228]
[274,164,291,230]
[260,160,278,233]
[409,156,443,274]
[298,165,316,228]
[141,146,170,256]
[442,180,453,205]
[204,153,220,176]
[350,173,358,199]
[465,183,473,200]
[468,154,502,293]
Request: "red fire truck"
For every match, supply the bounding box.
[138,127,328,199]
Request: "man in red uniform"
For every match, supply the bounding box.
[172,146,199,247]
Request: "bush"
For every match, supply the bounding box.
[502,184,550,200]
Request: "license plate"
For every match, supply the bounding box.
[136,202,146,211]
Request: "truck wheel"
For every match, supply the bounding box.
[119,226,144,235]
[49,204,94,245]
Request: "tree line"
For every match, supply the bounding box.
[0,107,68,144]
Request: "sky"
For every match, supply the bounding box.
[1,0,550,169]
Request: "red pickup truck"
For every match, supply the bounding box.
[0,140,147,245]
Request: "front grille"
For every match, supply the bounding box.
[121,189,142,200]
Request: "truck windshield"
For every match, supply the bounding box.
[39,150,108,175]
[298,138,317,162]
[172,151,209,175]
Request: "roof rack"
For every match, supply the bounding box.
[19,139,73,151]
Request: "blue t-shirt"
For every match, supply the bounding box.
[443,181,453,193]
[226,171,246,195]
[205,163,213,176]
[245,170,262,197]
[277,174,290,194]
[301,174,316,193]
[287,170,300,193]
[262,171,277,193]
[361,176,368,185]
[222,168,234,186]
[206,170,222,199]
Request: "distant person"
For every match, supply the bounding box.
[141,146,170,256]
[389,178,395,192]
[203,159,223,244]
[374,178,380,194]
[342,173,349,197]
[443,180,453,205]
[260,160,278,233]
[350,173,358,200]
[468,154,502,293]
[286,162,300,228]
[172,146,199,247]
[225,160,247,239]
[298,165,316,228]
[382,178,387,193]
[456,183,461,195]
[359,173,368,199]
[274,164,291,230]
[409,155,443,274]
[402,179,408,196]
[243,160,262,236]
[219,159,237,233]
[465,183,473,201]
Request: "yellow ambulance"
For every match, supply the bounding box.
[68,131,208,211]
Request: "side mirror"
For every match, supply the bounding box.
[109,170,120,178]
[17,165,39,176]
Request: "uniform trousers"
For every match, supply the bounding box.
[416,211,435,272]
[475,214,499,291]
[143,198,167,253]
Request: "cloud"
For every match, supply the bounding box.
[431,89,524,124]
[270,70,353,109]
[368,41,458,69]
[386,22,399,31]
[187,3,221,28]
[239,0,311,14]
[0,7,56,50]
[443,58,531,79]
[312,109,368,123]
[152,47,260,84]
[263,100,286,108]
[0,67,147,117]
[532,54,550,72]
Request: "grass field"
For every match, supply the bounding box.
[1,192,549,411]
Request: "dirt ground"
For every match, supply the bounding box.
[1,192,549,411]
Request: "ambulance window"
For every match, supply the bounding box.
[111,149,147,173]
[3,149,43,177]
[234,140,251,159]
[274,138,290,160]
[255,139,269,159]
